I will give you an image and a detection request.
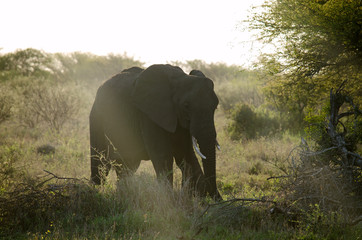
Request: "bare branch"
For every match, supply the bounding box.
[43,170,80,181]
[267,175,289,180]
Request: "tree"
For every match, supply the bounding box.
[52,52,144,84]
[248,0,362,129]
[0,48,52,80]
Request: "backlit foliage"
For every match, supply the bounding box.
[248,0,362,130]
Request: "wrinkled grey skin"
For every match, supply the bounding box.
[90,64,222,200]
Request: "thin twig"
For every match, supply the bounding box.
[267,175,289,180]
[43,170,81,181]
[300,146,339,156]
[210,197,276,207]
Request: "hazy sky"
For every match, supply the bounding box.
[1,0,265,66]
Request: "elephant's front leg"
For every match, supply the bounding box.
[173,131,206,197]
[142,118,174,186]
[174,155,189,186]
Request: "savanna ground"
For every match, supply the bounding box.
[0,49,361,239]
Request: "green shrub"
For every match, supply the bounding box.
[304,97,362,158]
[248,162,263,175]
[217,82,264,112]
[274,91,362,229]
[0,143,26,190]
[0,91,12,125]
[227,103,280,140]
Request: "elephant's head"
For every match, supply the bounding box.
[132,64,222,200]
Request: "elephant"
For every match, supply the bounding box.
[89,64,222,200]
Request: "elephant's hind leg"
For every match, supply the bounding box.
[114,158,141,179]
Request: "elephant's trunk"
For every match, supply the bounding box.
[192,121,222,200]
[193,137,220,158]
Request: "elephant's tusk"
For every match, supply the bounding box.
[192,136,206,159]
[216,139,221,151]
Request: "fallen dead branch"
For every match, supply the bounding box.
[0,170,88,235]
[272,88,362,215]
[192,196,278,238]
[199,197,276,219]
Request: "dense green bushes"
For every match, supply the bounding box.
[227,103,280,140]
[248,0,362,134]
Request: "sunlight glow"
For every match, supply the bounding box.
[1,0,265,66]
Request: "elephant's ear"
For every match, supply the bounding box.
[132,65,184,133]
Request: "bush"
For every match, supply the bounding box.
[227,103,280,140]
[0,91,12,125]
[0,170,200,239]
[19,85,80,131]
[0,144,24,189]
[304,105,362,155]
[217,83,264,112]
[0,48,52,81]
[273,90,362,224]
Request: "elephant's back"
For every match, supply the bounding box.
[100,70,139,98]
[94,69,149,162]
